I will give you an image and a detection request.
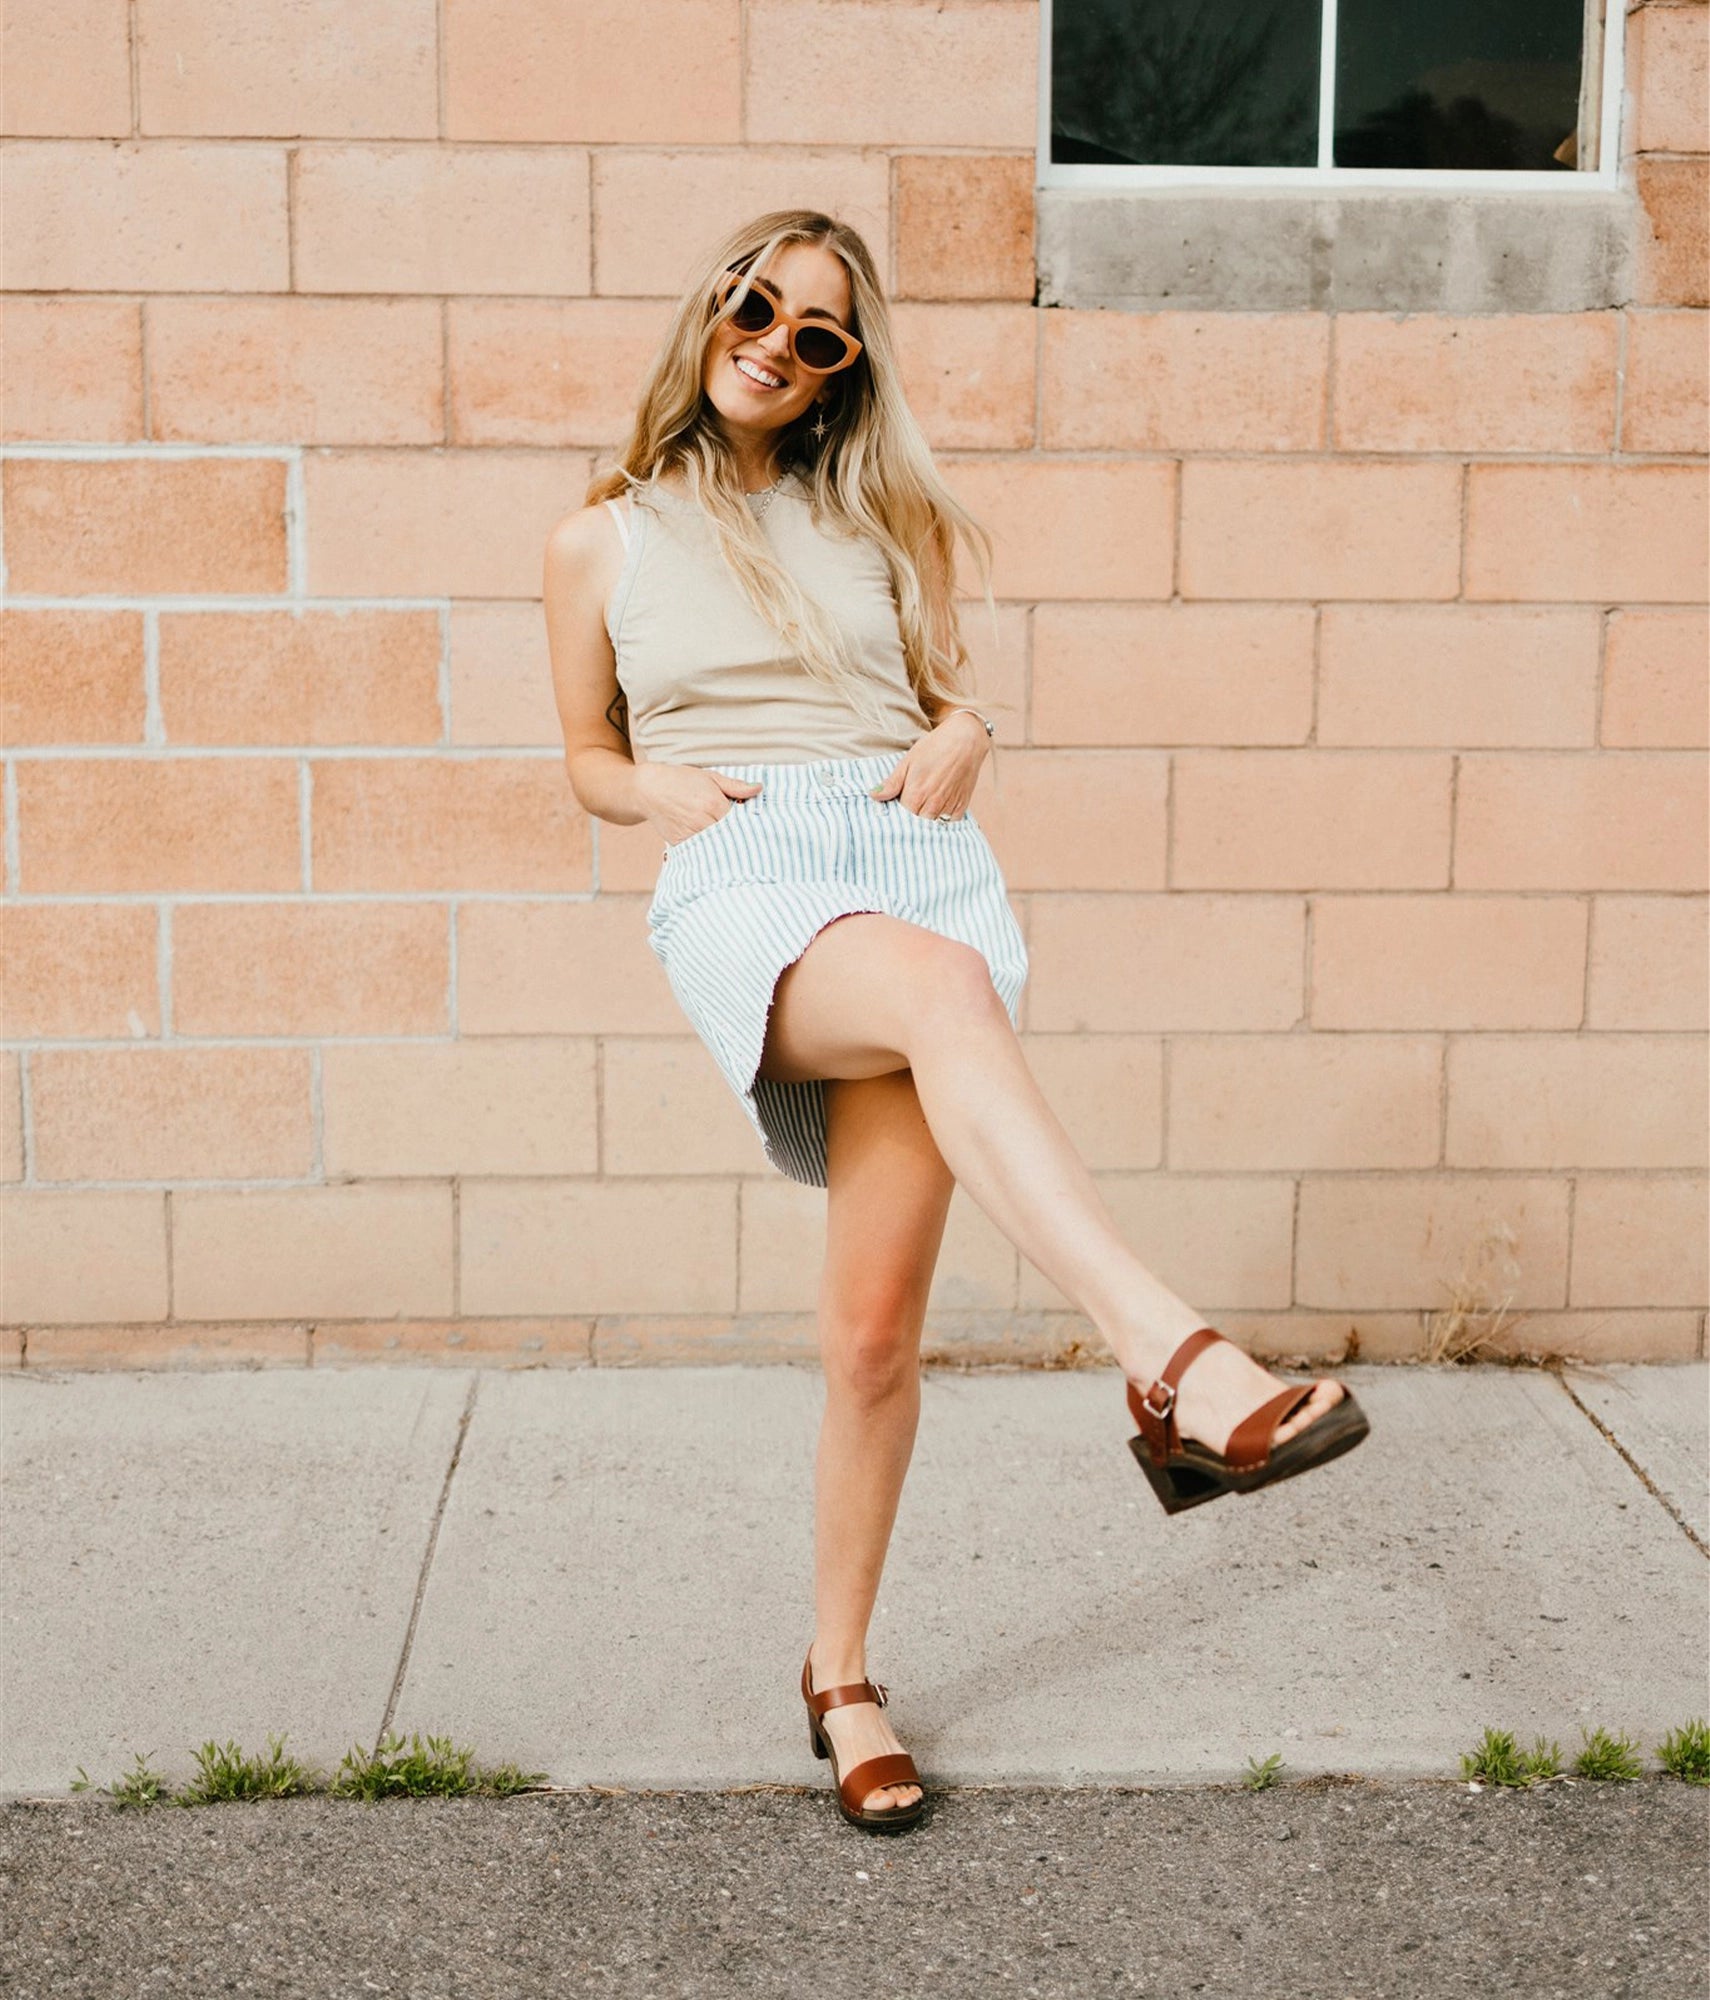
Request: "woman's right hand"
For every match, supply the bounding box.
[637,762,764,846]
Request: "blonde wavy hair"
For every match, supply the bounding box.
[587,209,1001,736]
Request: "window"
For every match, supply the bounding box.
[1043,0,1621,188]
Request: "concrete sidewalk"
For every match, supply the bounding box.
[1,1361,1705,1800]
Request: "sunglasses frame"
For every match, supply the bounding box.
[713,268,864,376]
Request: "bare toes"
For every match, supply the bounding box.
[867,1785,920,1812]
[1276,1378,1343,1444]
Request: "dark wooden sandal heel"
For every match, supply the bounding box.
[1126,1432,1231,1515]
[800,1647,927,1834]
[1126,1326,1370,1517]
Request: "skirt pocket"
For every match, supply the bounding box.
[659,802,738,861]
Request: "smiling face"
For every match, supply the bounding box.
[702,239,854,475]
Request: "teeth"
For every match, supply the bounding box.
[736,356,785,388]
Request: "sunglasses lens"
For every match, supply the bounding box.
[795,325,852,371]
[727,288,775,334]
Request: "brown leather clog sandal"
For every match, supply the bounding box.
[1126,1326,1370,1516]
[800,1647,926,1833]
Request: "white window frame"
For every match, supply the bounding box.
[1037,0,1628,193]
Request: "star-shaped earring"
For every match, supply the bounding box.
[811,406,829,443]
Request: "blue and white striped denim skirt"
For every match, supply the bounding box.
[645,747,1029,1189]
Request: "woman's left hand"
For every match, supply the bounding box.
[868,709,989,819]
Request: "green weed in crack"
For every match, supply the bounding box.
[1242,1751,1286,1792]
[1459,1727,1566,1788]
[1571,1725,1645,1782]
[178,1733,319,1804]
[68,1730,548,1807]
[1656,1718,1710,1785]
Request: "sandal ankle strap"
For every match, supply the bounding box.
[808,1678,888,1717]
[1126,1326,1224,1461]
[800,1648,888,1718]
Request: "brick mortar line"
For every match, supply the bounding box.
[285,146,297,292]
[590,1023,602,1175]
[1445,750,1460,893]
[1563,1171,1580,1317]
[18,132,1678,171]
[1298,896,1314,1030]
[1455,459,1469,600]
[450,1174,461,1319]
[0,891,609,911]
[136,298,152,438]
[738,0,749,148]
[284,450,307,596]
[375,1368,482,1750]
[10,1316,1703,1373]
[2,757,19,899]
[24,743,1679,761]
[14,1005,35,1181]
[435,0,447,145]
[5,1033,1705,1056]
[156,902,172,1037]
[1580,888,1599,1033]
[446,900,460,1037]
[4,595,455,609]
[126,0,139,138]
[309,1045,324,1180]
[1555,1369,1708,1558]
[14,445,1705,467]
[6,1160,1701,1189]
[4,592,1700,613]
[6,746,569,761]
[1594,602,1615,750]
[1612,302,1632,452]
[1306,602,1322,745]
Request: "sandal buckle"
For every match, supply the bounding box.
[1142,1379,1176,1423]
[870,1681,889,1708]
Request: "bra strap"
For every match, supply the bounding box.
[603,495,630,552]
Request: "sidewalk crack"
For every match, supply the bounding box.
[376,1371,483,1748]
[1555,1371,1706,1560]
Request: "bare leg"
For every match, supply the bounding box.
[806,1067,948,1815]
[760,913,1344,1455]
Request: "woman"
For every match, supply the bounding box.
[543,210,1369,1834]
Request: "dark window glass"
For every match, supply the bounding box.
[1334,0,1584,169]
[1052,0,1321,168]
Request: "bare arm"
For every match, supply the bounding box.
[911,527,984,732]
[542,504,650,826]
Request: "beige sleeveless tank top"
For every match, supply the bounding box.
[602,469,932,767]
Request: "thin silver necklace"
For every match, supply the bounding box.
[746,469,787,519]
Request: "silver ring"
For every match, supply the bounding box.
[935,811,959,821]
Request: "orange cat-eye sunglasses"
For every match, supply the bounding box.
[712,268,864,375]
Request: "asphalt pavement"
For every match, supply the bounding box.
[3,1780,1706,1998]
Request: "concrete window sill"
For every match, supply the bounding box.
[1036,186,1639,314]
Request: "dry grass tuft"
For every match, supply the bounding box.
[1423,1219,1537,1365]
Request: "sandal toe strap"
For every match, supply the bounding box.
[1225,1380,1322,1472]
[839,1751,920,1815]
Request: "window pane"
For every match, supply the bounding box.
[1052,0,1321,168]
[1334,0,1585,169]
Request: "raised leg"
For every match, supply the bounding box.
[759,912,1345,1456]
[805,1065,948,1816]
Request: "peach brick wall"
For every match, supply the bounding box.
[1,0,1704,1371]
